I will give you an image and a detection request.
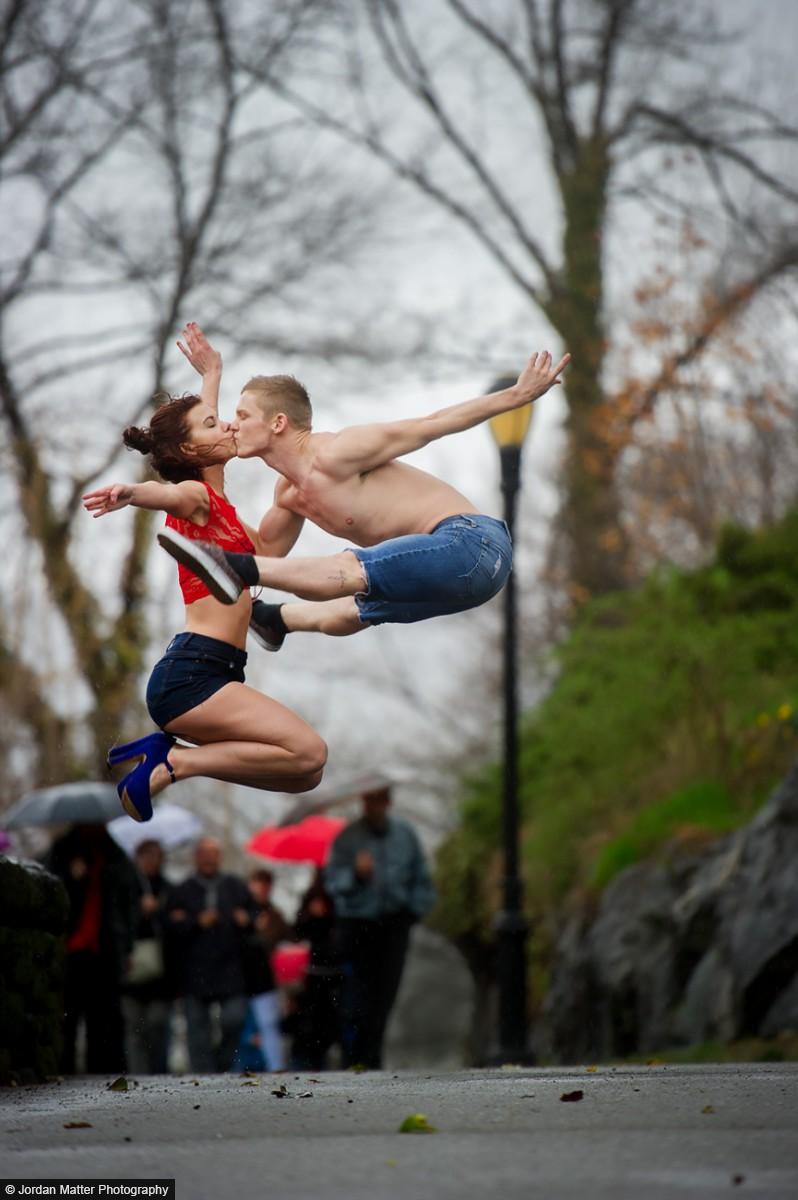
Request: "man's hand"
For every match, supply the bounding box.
[177,322,222,378]
[82,483,134,517]
[140,893,159,917]
[513,350,571,405]
[197,908,219,929]
[232,907,251,928]
[69,857,88,881]
[354,851,375,881]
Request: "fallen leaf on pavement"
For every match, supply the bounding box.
[64,1122,92,1129]
[107,1077,128,1092]
[399,1113,436,1134]
[271,1084,289,1098]
[560,1090,584,1103]
[702,1105,715,1114]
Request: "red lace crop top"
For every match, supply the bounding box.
[165,482,255,604]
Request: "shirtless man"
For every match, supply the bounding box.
[158,340,570,649]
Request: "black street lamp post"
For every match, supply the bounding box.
[488,379,533,1064]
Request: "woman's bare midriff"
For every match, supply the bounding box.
[182,590,252,649]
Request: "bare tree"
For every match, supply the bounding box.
[0,0,383,796]
[254,0,798,599]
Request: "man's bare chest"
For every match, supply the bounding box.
[280,471,367,535]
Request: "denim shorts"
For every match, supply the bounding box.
[350,514,512,625]
[146,632,247,729]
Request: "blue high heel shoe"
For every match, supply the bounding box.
[107,732,176,823]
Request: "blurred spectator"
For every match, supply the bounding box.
[287,868,341,1071]
[167,838,254,1072]
[240,868,290,1071]
[45,823,138,1074]
[325,784,435,1069]
[122,840,177,1074]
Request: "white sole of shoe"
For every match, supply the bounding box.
[156,529,242,605]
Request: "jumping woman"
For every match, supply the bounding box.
[83,325,327,822]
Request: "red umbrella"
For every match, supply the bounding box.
[245,814,345,866]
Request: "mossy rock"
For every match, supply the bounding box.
[0,856,69,933]
[0,858,67,1084]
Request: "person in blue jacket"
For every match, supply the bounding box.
[325,780,435,1069]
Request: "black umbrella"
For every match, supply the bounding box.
[4,782,120,829]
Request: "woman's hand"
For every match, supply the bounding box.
[177,321,222,378]
[82,483,134,517]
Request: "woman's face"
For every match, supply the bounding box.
[182,402,237,464]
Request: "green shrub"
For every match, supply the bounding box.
[434,511,798,947]
[590,780,740,888]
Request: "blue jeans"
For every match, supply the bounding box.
[351,514,512,625]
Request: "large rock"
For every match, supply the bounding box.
[540,760,798,1061]
[0,855,68,1084]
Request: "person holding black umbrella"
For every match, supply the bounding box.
[45,823,139,1074]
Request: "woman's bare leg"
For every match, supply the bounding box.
[145,682,327,798]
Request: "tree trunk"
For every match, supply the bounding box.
[546,139,629,598]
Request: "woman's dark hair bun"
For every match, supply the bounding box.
[123,424,154,455]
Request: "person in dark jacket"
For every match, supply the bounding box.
[167,837,254,1072]
[239,868,290,1071]
[288,869,341,1071]
[45,823,139,1074]
[325,784,435,1069]
[121,839,178,1074]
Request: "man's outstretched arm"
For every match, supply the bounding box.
[324,350,570,477]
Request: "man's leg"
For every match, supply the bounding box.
[337,919,372,1068]
[122,995,149,1075]
[218,994,249,1071]
[368,915,412,1068]
[144,998,173,1074]
[233,550,365,600]
[184,996,215,1073]
[61,953,84,1074]
[85,957,126,1074]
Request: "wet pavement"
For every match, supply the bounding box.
[2,1063,797,1198]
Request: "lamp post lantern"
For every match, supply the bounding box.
[488,378,533,1064]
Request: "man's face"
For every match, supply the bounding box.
[231,392,279,458]
[136,842,163,877]
[249,876,272,904]
[194,839,221,876]
[362,788,391,831]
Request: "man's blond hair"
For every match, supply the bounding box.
[241,374,312,430]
